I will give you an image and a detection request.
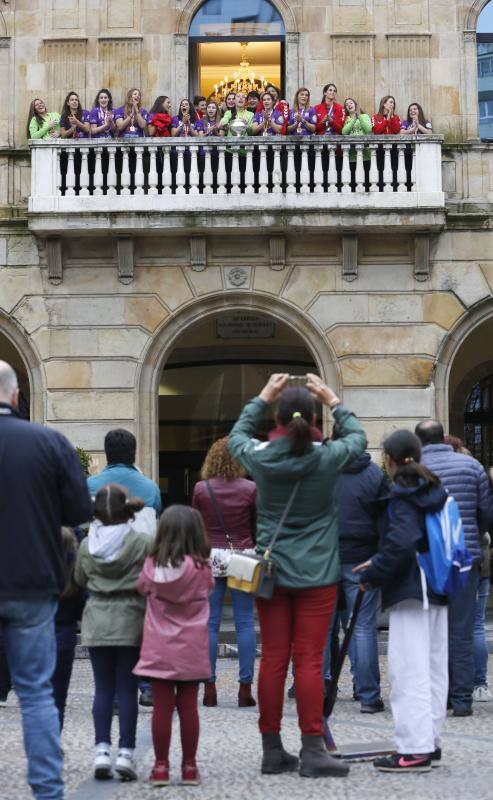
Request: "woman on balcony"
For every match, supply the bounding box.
[400,103,433,135]
[171,99,199,137]
[372,96,401,135]
[194,101,222,136]
[148,96,172,137]
[342,98,372,189]
[219,92,236,117]
[27,98,60,140]
[114,89,149,138]
[314,83,345,136]
[252,92,284,136]
[60,92,90,139]
[220,92,254,138]
[89,89,116,139]
[287,88,317,135]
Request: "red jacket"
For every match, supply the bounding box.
[371,114,401,135]
[149,113,171,137]
[314,101,345,135]
[192,476,256,550]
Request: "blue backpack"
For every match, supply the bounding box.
[419,496,473,597]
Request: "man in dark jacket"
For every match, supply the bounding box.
[0,361,92,799]
[326,427,388,713]
[415,419,492,716]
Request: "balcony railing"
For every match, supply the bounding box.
[28,135,444,215]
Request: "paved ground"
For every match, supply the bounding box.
[2,657,493,800]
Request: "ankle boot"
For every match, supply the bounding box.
[238,682,256,707]
[261,733,299,774]
[203,682,217,707]
[299,735,349,778]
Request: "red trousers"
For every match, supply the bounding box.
[150,680,199,763]
[256,584,337,736]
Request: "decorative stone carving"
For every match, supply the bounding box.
[117,237,134,284]
[414,232,430,282]
[226,267,248,287]
[342,233,358,282]
[269,236,286,271]
[190,236,206,272]
[47,238,63,285]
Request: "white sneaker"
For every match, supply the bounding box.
[473,686,492,702]
[94,745,112,780]
[115,750,138,781]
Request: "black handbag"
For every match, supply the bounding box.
[227,480,301,599]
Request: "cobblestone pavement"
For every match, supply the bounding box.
[2,657,493,800]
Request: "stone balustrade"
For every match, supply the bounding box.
[29,136,444,217]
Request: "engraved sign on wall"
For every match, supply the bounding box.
[216,315,276,339]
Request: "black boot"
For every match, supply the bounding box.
[261,733,299,774]
[299,735,349,778]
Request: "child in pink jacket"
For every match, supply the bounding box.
[134,505,214,787]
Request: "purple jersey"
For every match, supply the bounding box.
[400,119,433,133]
[289,107,317,135]
[89,107,114,138]
[170,115,195,137]
[253,110,283,136]
[61,109,90,139]
[194,117,219,135]
[113,105,149,138]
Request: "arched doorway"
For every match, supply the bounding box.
[157,310,317,504]
[188,0,286,102]
[0,331,31,418]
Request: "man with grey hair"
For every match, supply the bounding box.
[0,361,92,799]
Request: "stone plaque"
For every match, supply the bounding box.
[216,315,275,339]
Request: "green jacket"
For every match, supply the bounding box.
[229,399,367,588]
[341,113,372,161]
[74,529,152,647]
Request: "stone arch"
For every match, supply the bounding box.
[465,0,492,31]
[136,293,339,480]
[0,311,44,422]
[177,0,298,35]
[434,296,493,429]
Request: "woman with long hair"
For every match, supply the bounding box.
[219,91,236,117]
[60,91,90,139]
[148,96,172,137]
[194,100,221,136]
[192,437,257,708]
[287,88,317,135]
[354,429,450,773]
[342,97,372,188]
[229,373,366,779]
[252,92,283,136]
[400,102,433,135]
[314,83,345,135]
[219,92,254,137]
[372,95,401,134]
[170,99,199,137]
[26,98,60,140]
[90,88,115,138]
[114,88,149,138]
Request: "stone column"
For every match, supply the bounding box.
[173,33,188,109]
[463,30,480,141]
[285,33,300,105]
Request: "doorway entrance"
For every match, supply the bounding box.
[158,311,317,505]
[0,332,30,418]
[188,0,285,101]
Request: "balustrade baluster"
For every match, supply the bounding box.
[272,145,282,194]
[369,144,379,192]
[313,143,324,194]
[341,143,351,194]
[327,145,337,193]
[230,144,241,194]
[285,145,296,194]
[79,147,90,196]
[121,147,131,195]
[189,144,200,195]
[65,148,76,196]
[134,146,145,195]
[397,143,407,192]
[56,149,62,195]
[162,147,172,195]
[383,143,393,193]
[148,146,158,195]
[202,144,213,194]
[217,145,227,195]
[299,143,310,194]
[410,144,416,191]
[107,146,117,195]
[355,144,365,193]
[244,144,255,194]
[93,147,103,196]
[176,146,186,195]
[258,143,268,194]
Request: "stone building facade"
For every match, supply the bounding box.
[1,0,493,502]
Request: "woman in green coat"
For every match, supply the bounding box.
[229,373,366,779]
[75,484,152,782]
[342,98,372,189]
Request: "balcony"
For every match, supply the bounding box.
[28,136,445,235]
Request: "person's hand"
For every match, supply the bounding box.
[48,119,58,129]
[306,374,340,407]
[259,373,289,404]
[352,559,372,573]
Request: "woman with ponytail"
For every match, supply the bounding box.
[354,430,449,774]
[75,484,152,783]
[229,373,366,779]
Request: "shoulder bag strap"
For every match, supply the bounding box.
[205,480,234,551]
[264,480,301,559]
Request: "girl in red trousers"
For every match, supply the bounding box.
[134,506,214,787]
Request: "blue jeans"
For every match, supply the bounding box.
[208,577,256,683]
[473,576,490,688]
[323,565,381,706]
[89,646,140,748]
[0,597,63,800]
[448,562,481,710]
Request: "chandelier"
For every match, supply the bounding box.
[212,43,267,102]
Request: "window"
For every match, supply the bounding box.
[189,0,284,38]
[464,375,493,467]
[477,2,493,138]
